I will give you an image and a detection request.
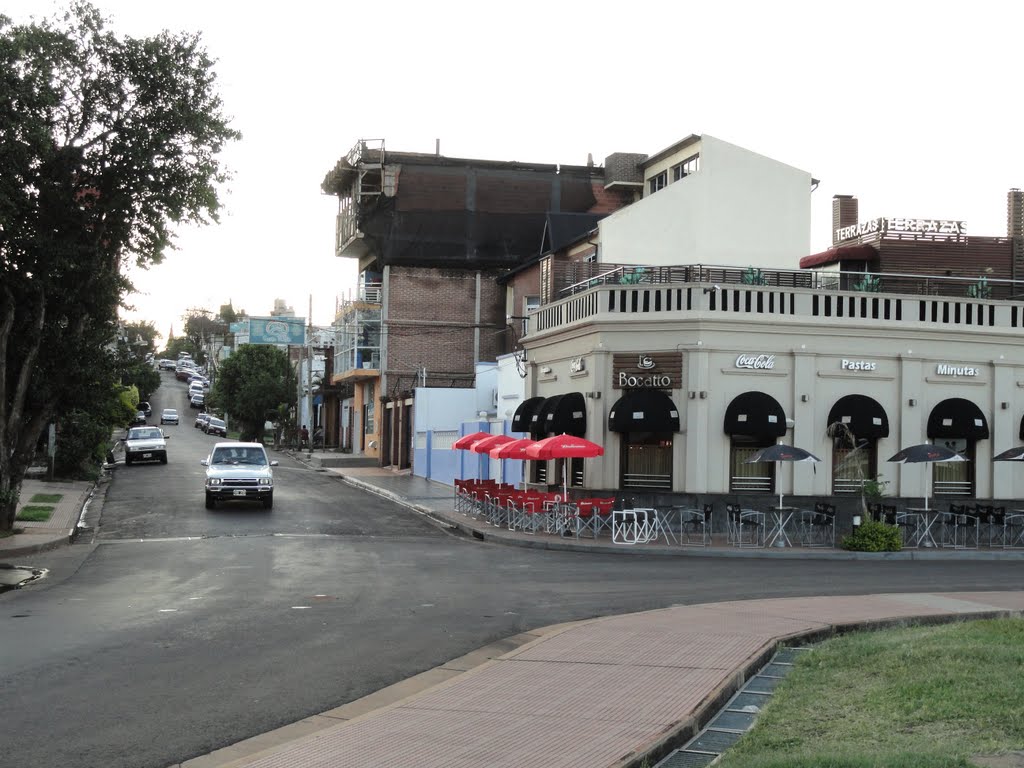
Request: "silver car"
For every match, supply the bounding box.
[200,442,277,510]
[123,426,169,465]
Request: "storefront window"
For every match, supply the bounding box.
[933,438,973,496]
[730,437,774,493]
[620,432,672,490]
[832,441,876,494]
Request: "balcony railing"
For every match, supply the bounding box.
[552,262,1024,302]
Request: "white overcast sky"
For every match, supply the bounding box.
[8,0,1023,344]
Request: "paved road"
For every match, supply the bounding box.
[3,372,1024,768]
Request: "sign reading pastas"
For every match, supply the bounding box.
[612,352,683,389]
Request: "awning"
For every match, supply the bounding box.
[723,391,787,438]
[826,395,889,440]
[608,389,680,433]
[536,392,586,437]
[1020,415,1024,441]
[927,398,989,441]
[798,243,877,270]
[510,397,545,434]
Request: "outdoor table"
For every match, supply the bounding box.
[906,507,939,547]
[767,505,798,547]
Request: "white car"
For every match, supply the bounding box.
[160,408,179,425]
[123,426,169,465]
[201,442,277,509]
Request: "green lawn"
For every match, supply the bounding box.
[16,505,54,522]
[717,618,1024,768]
[30,493,63,503]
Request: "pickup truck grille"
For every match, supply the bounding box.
[220,478,263,488]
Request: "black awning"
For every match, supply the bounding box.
[723,391,787,438]
[608,389,680,433]
[510,397,545,434]
[826,395,890,440]
[927,398,989,440]
[1020,415,1024,441]
[538,392,586,437]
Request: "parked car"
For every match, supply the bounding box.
[190,393,205,409]
[195,412,211,430]
[200,442,277,509]
[139,401,152,416]
[160,408,179,425]
[206,417,227,438]
[131,410,147,426]
[157,359,176,370]
[123,426,169,465]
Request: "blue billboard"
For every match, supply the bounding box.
[247,316,306,345]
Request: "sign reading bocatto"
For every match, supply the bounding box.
[612,352,683,389]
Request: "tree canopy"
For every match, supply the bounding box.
[211,345,295,442]
[0,2,240,529]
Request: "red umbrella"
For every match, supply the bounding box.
[489,438,536,459]
[471,434,515,454]
[525,433,604,460]
[452,431,491,450]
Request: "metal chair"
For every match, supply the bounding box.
[805,502,836,548]
[680,503,712,547]
[895,510,921,548]
[942,503,978,549]
[975,504,1006,547]
[1005,509,1024,549]
[726,503,764,548]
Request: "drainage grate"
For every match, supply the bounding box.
[653,645,814,768]
[653,750,719,768]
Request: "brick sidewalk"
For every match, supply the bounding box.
[187,591,1024,768]
[0,478,94,558]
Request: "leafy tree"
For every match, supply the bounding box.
[210,345,295,442]
[0,3,240,531]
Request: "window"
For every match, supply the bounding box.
[620,432,673,490]
[933,438,974,496]
[364,383,375,433]
[729,436,774,493]
[671,154,700,182]
[832,440,877,494]
[648,171,667,195]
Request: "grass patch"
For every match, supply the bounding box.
[718,619,1024,768]
[30,493,63,504]
[16,505,54,522]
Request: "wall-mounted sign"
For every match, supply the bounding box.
[835,217,967,243]
[735,354,775,370]
[841,359,877,371]
[612,352,682,389]
[936,363,979,377]
[570,357,586,373]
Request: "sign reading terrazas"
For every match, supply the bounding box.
[835,217,966,243]
[936,363,979,376]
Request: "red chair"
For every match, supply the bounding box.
[592,498,616,536]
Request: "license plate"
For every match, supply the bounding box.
[233,489,246,497]
[142,453,152,458]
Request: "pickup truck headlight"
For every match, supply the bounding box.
[208,478,221,486]
[258,478,271,486]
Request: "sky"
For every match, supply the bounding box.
[7,0,1023,346]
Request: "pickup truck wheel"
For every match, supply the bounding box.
[262,493,273,510]
[125,455,132,466]
[205,492,216,510]
[160,454,168,464]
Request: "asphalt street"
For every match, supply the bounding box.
[3,371,1024,768]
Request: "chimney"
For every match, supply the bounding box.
[1008,188,1023,238]
[832,195,859,246]
[587,152,594,167]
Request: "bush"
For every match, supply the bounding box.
[842,520,902,552]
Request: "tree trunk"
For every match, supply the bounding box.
[0,471,23,532]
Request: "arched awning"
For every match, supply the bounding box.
[723,391,787,438]
[536,392,586,437]
[927,398,989,440]
[608,389,680,433]
[827,395,889,440]
[510,397,545,434]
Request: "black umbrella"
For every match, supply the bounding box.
[746,444,821,508]
[887,443,967,509]
[993,446,1024,462]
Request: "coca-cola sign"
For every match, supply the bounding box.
[735,354,775,370]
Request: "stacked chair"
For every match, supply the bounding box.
[726,503,764,548]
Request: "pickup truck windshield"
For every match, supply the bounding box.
[211,448,266,465]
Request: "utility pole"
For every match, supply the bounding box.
[307,294,314,455]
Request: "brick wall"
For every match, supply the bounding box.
[385,266,506,393]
